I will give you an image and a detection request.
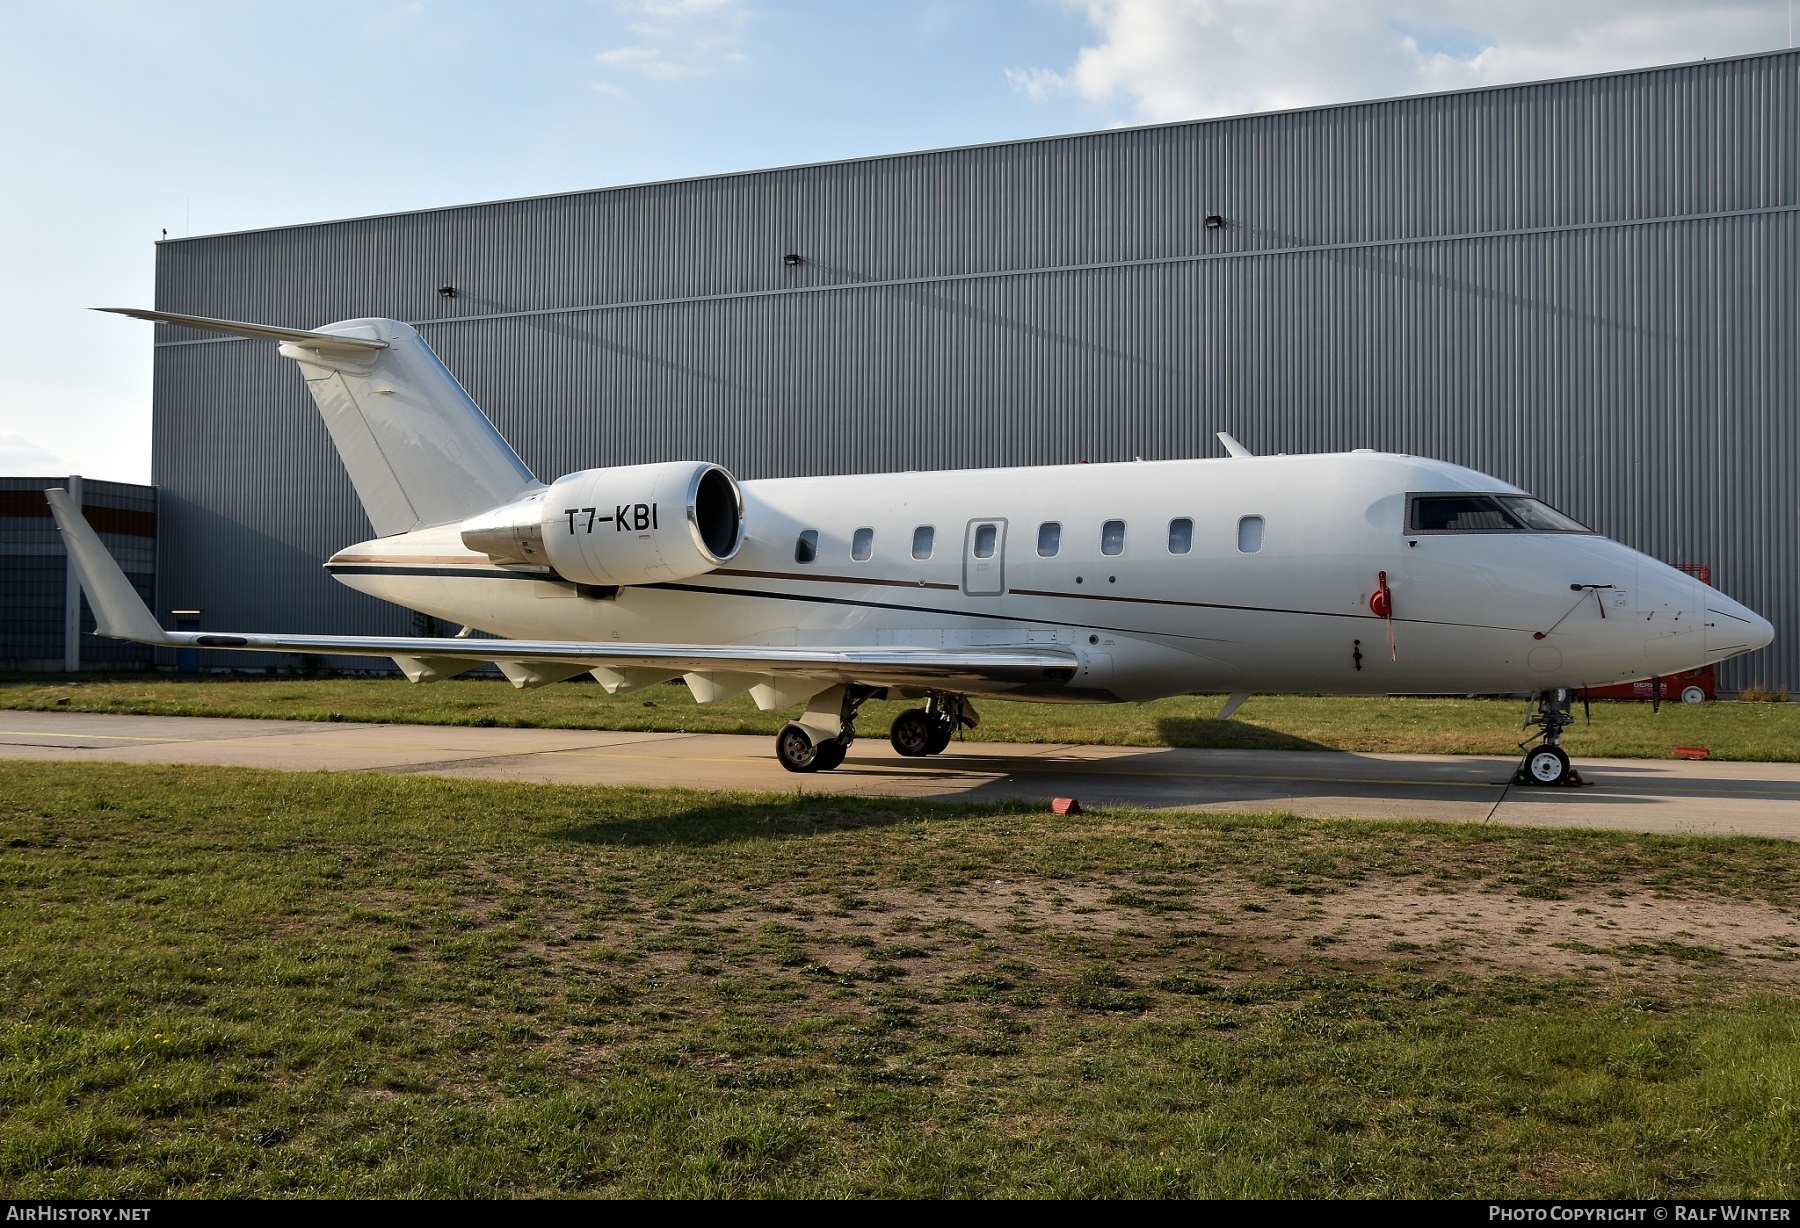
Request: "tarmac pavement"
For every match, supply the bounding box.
[3,711,1798,839]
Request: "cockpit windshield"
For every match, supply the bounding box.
[1408,493,1591,534]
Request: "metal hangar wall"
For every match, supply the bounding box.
[149,48,1799,688]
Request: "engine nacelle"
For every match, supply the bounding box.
[460,461,744,586]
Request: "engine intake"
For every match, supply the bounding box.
[461,461,743,586]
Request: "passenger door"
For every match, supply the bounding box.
[962,518,1007,596]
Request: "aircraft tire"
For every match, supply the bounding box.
[775,722,823,773]
[925,723,954,756]
[889,709,936,757]
[1524,745,1571,786]
[814,739,847,771]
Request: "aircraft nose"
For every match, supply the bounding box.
[1747,611,1775,651]
[1704,592,1775,661]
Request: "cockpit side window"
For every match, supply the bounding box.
[1408,493,1590,534]
[1496,496,1590,532]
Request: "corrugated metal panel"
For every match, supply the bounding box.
[151,50,1800,688]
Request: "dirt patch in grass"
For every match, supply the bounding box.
[1204,882,1800,984]
[413,871,1800,1019]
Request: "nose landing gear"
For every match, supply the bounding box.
[1513,688,1586,787]
[1523,743,1572,786]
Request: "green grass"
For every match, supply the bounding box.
[5,673,1798,760]
[2,759,1798,1197]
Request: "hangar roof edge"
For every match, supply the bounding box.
[158,44,1800,247]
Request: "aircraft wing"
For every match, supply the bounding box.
[46,489,1078,691]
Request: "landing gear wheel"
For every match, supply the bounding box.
[814,739,847,771]
[1525,745,1571,786]
[924,723,953,755]
[1680,685,1707,704]
[776,722,823,773]
[890,709,936,757]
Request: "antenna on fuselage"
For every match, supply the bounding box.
[1216,432,1253,458]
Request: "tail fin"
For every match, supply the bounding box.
[101,308,541,536]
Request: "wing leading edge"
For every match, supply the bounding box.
[45,489,1079,692]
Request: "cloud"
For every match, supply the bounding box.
[592,0,751,88]
[1002,66,1066,102]
[1010,1,1793,123]
[0,430,66,473]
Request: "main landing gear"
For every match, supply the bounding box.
[1513,688,1584,787]
[775,684,881,774]
[889,695,975,758]
[774,690,978,772]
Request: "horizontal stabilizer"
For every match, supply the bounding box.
[95,308,388,352]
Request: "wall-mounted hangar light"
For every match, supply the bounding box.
[782,253,804,267]
[1203,214,1226,230]
[438,284,458,298]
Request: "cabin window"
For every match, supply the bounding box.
[1168,517,1193,554]
[912,525,935,560]
[1101,519,1126,556]
[795,529,818,564]
[972,523,997,558]
[1237,515,1264,554]
[1037,522,1061,557]
[851,527,873,561]
[1407,493,1591,534]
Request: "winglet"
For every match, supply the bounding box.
[95,307,388,352]
[44,489,173,644]
[1216,432,1253,458]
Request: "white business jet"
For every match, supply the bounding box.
[53,309,1772,786]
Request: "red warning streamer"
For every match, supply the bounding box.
[1370,571,1396,660]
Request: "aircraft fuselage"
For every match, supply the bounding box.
[325,450,1761,703]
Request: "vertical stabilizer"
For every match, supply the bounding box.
[99,308,541,536]
[281,318,540,535]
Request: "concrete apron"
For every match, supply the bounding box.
[2,711,1798,840]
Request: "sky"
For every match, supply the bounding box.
[2,0,1794,484]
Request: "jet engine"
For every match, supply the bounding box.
[460,461,744,586]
